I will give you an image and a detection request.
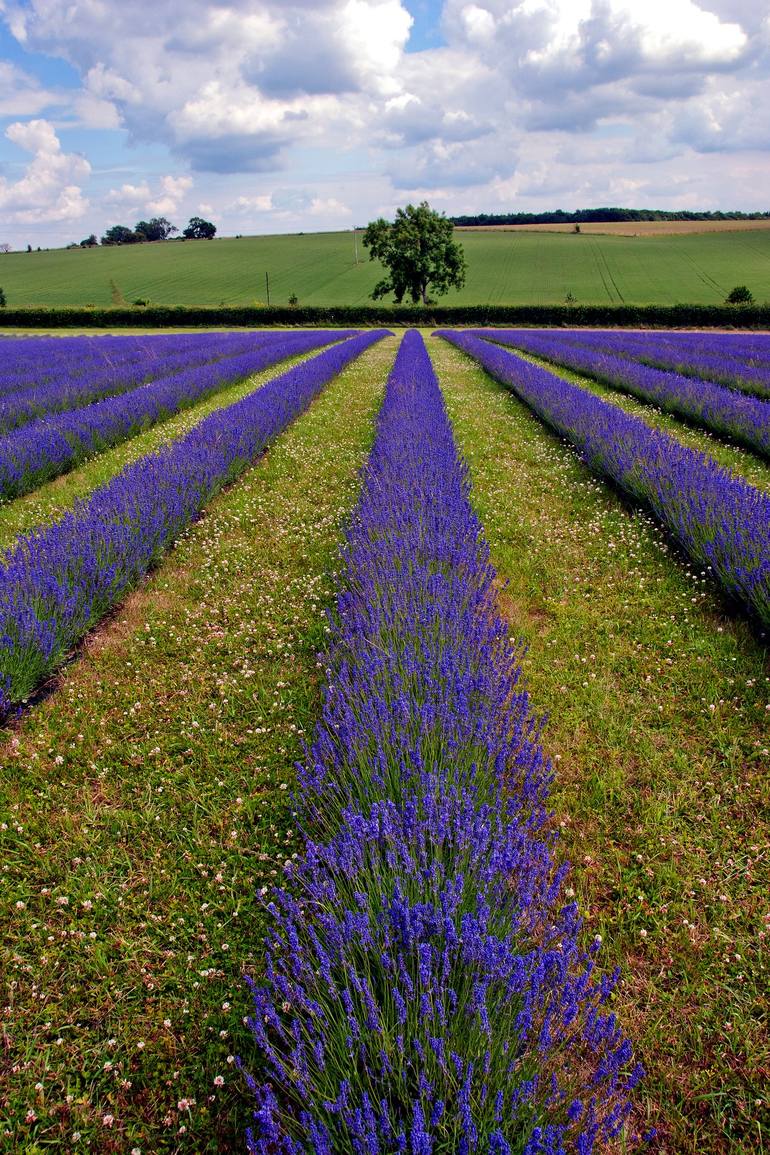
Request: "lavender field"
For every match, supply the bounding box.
[0,328,768,1154]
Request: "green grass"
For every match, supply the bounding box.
[429,334,769,1154]
[2,228,770,307]
[0,334,396,1150]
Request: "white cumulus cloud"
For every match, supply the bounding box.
[148,174,193,215]
[104,174,193,220]
[0,60,56,117]
[0,0,768,244]
[0,118,90,222]
[3,0,413,172]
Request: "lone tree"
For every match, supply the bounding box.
[362,201,466,305]
[725,285,754,305]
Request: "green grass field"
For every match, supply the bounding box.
[2,227,770,308]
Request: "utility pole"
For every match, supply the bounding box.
[265,271,270,307]
[353,228,359,265]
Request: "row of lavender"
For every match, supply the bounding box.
[0,331,278,430]
[244,332,642,1153]
[475,330,770,460]
[0,330,349,501]
[439,332,770,629]
[0,330,387,714]
[0,331,279,388]
[0,332,165,389]
[548,330,770,398]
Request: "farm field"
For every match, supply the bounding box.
[458,220,770,237]
[3,226,770,307]
[0,327,769,1153]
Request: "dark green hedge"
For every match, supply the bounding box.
[2,303,770,329]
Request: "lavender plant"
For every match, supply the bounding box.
[527,330,770,400]
[438,330,770,630]
[474,331,770,459]
[244,331,643,1154]
[0,330,387,713]
[0,331,279,432]
[0,330,353,501]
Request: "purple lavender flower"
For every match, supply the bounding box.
[0,330,387,711]
[504,329,770,400]
[0,331,280,431]
[438,330,770,629]
[244,332,642,1152]
[473,329,770,459]
[0,330,354,500]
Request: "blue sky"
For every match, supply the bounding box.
[404,0,445,49]
[1,0,768,249]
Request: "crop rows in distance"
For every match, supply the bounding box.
[0,325,768,1151]
[471,329,770,460]
[0,330,361,501]
[439,330,770,631]
[0,330,386,712]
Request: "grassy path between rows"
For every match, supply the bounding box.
[0,343,335,555]
[502,343,770,494]
[0,334,396,1150]
[428,334,769,1155]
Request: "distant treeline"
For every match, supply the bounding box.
[451,208,770,226]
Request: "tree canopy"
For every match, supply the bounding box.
[362,201,466,305]
[183,216,216,239]
[725,285,754,305]
[101,225,141,246]
[134,217,177,242]
[100,218,189,245]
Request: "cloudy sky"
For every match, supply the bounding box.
[0,0,768,248]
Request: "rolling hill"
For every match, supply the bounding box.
[2,226,770,309]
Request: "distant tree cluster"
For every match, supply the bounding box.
[96,217,216,246]
[100,217,177,245]
[451,207,770,227]
[182,216,217,239]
